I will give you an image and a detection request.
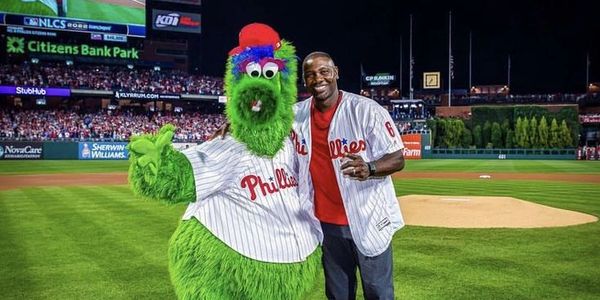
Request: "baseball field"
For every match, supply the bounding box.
[0,159,599,299]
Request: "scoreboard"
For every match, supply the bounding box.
[0,0,146,37]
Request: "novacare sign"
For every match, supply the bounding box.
[6,36,139,59]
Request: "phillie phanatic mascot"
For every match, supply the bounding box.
[127,23,321,299]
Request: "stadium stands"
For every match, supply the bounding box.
[0,62,224,95]
[0,108,226,142]
[2,62,598,141]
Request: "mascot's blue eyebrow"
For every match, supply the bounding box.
[232,45,288,77]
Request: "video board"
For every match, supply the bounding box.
[154,0,200,5]
[0,0,145,37]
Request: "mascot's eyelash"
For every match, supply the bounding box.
[232,46,287,78]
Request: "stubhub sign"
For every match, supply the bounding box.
[79,142,129,160]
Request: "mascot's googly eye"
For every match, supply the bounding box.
[245,62,262,78]
[262,62,279,79]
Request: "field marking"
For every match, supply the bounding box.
[441,198,471,202]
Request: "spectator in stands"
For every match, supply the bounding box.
[0,63,224,96]
[0,108,226,142]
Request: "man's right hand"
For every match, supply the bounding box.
[208,122,230,141]
[127,124,175,182]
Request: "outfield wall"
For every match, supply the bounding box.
[422,148,577,160]
[0,140,579,160]
[400,133,577,160]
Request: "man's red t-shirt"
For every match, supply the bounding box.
[309,92,348,225]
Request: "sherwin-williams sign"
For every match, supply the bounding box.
[79,142,129,160]
[6,36,139,59]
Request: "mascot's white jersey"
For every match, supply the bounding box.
[181,136,320,263]
[292,91,405,257]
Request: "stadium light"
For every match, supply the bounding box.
[127,64,134,70]
[66,60,73,66]
[31,58,39,64]
[154,66,161,71]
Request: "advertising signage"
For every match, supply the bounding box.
[114,91,181,100]
[152,10,201,34]
[363,73,396,86]
[400,134,422,160]
[0,85,70,97]
[5,36,139,59]
[79,142,128,160]
[0,142,43,160]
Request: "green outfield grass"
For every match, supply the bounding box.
[0,1,55,16]
[0,160,129,175]
[0,160,599,299]
[1,159,599,175]
[68,0,145,25]
[0,0,145,25]
[403,159,600,174]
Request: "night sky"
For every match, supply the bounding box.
[195,0,599,95]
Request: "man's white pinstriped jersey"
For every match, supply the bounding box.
[292,90,405,257]
[181,136,320,263]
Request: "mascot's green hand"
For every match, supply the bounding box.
[127,124,175,183]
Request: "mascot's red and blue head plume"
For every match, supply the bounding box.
[224,23,297,157]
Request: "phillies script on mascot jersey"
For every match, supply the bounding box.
[241,168,298,201]
[181,135,319,263]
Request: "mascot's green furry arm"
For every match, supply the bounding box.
[127,23,321,300]
[128,124,196,204]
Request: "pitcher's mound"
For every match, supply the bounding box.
[398,195,598,228]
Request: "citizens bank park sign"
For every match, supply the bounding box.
[5,36,139,59]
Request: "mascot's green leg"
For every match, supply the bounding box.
[169,220,321,300]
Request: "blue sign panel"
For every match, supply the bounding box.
[79,142,129,160]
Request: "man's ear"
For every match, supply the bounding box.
[335,66,339,79]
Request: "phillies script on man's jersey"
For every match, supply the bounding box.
[181,136,320,263]
[293,91,406,257]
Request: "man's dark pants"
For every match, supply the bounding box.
[321,222,394,300]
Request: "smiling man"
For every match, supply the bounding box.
[293,51,407,299]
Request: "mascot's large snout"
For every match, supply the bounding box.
[233,78,282,123]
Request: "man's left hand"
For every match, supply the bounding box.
[340,153,369,181]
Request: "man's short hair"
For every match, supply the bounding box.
[302,51,335,67]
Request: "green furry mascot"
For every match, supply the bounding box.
[127,23,321,299]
